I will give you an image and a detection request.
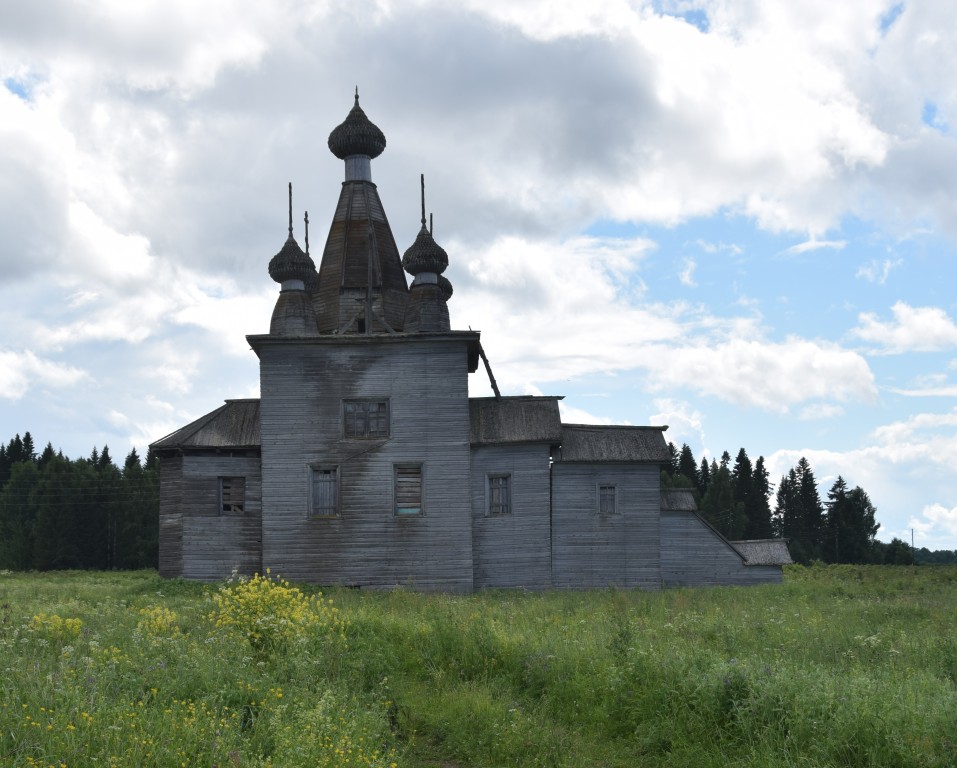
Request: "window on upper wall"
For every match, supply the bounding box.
[343,399,390,438]
[487,473,511,516]
[598,484,618,515]
[394,464,423,515]
[219,476,246,515]
[311,466,339,517]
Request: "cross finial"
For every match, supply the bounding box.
[354,85,359,105]
[420,173,426,228]
[304,211,310,256]
[287,182,293,238]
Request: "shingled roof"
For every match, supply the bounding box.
[151,399,261,452]
[730,539,794,566]
[469,396,563,445]
[555,425,670,463]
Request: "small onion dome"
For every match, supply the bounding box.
[402,224,449,276]
[328,92,386,160]
[438,274,453,301]
[268,234,317,284]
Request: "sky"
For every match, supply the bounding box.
[1,0,956,549]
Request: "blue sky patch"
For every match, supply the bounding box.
[879,3,905,34]
[4,77,34,101]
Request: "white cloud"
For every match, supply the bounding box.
[678,257,697,286]
[649,398,705,448]
[0,350,89,399]
[911,503,957,540]
[783,239,847,255]
[644,336,875,412]
[852,301,957,353]
[799,403,845,420]
[856,257,902,284]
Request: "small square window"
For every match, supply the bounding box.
[219,476,245,515]
[394,465,422,515]
[343,399,390,438]
[488,474,511,516]
[598,484,617,515]
[311,467,339,517]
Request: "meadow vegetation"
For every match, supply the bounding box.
[2,565,955,767]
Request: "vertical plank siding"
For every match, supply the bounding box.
[551,463,661,590]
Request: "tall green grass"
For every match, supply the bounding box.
[2,565,955,767]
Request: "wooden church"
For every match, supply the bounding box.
[152,94,790,590]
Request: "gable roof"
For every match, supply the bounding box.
[469,396,563,445]
[555,425,670,463]
[729,539,794,566]
[151,399,261,452]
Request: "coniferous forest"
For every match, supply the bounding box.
[0,430,951,571]
[0,432,158,571]
[661,442,939,565]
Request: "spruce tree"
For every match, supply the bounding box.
[746,456,774,539]
[677,444,699,487]
[698,457,711,497]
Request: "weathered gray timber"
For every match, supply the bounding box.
[156,453,263,579]
[152,94,791,592]
[551,462,662,589]
[152,399,261,451]
[469,396,563,445]
[470,443,553,589]
[249,332,479,592]
[660,489,784,586]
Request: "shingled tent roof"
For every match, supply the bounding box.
[730,539,794,566]
[151,399,261,452]
[555,425,670,463]
[469,396,563,445]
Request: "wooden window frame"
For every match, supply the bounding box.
[598,484,618,515]
[218,476,246,515]
[487,473,511,516]
[394,464,423,516]
[310,465,340,518]
[343,399,390,439]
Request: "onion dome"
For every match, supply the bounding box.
[402,223,449,276]
[437,274,453,301]
[328,88,386,160]
[269,234,316,284]
[269,184,317,284]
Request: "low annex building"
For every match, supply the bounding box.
[152,94,790,590]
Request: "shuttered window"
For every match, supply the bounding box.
[343,399,390,438]
[311,467,339,517]
[394,465,422,515]
[219,476,246,515]
[598,484,617,515]
[488,474,511,516]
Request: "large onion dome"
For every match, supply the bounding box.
[328,89,386,160]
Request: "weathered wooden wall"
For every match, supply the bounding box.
[551,463,661,589]
[660,511,782,586]
[470,443,552,589]
[157,454,263,580]
[255,334,475,591]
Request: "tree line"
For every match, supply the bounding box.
[0,432,158,571]
[663,443,918,565]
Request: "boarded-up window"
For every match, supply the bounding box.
[394,465,422,515]
[219,476,245,515]
[343,399,390,438]
[598,485,617,515]
[488,474,511,516]
[311,467,339,517]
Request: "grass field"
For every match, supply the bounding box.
[1,565,956,767]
